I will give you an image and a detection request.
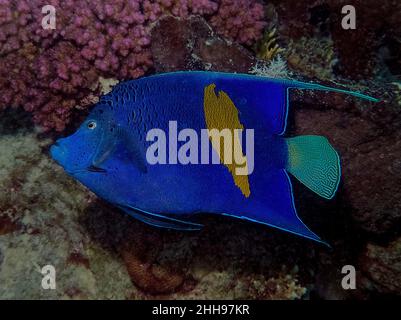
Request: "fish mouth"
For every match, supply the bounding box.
[50,143,76,174]
[50,142,106,175]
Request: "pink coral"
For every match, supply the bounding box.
[0,0,153,131]
[143,0,218,20]
[0,0,265,131]
[210,0,266,46]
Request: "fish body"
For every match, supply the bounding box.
[51,71,377,244]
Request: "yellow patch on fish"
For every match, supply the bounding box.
[203,83,250,198]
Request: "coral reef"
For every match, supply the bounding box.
[392,82,401,107]
[0,0,266,131]
[255,28,284,61]
[1,0,401,301]
[209,0,266,46]
[250,55,291,79]
[285,36,336,81]
[0,0,153,131]
[360,237,401,295]
[269,0,401,80]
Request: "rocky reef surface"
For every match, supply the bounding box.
[1,1,401,299]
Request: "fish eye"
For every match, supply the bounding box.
[87,121,97,130]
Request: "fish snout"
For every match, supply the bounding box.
[50,139,67,164]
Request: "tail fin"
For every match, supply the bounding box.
[285,136,341,199]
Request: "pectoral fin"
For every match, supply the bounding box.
[91,125,147,173]
[118,127,148,173]
[91,130,119,169]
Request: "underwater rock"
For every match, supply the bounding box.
[269,0,401,80]
[285,36,336,81]
[0,215,21,235]
[0,248,3,270]
[119,230,186,295]
[150,16,194,72]
[0,116,134,299]
[329,0,401,80]
[151,16,255,73]
[360,237,401,295]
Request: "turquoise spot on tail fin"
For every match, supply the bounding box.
[285,136,341,199]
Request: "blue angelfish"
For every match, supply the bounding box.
[50,71,378,244]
